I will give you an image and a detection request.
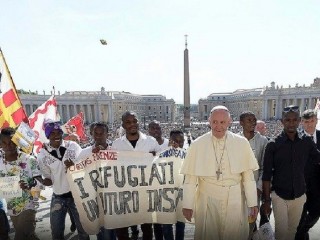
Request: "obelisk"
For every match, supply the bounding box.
[183,35,191,129]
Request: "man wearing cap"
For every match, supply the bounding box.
[261,106,320,240]
[37,120,89,240]
[181,105,259,239]
[295,109,320,239]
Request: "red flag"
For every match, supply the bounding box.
[62,112,87,142]
[28,96,60,154]
[0,48,28,128]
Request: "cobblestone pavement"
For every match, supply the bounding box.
[8,187,320,239]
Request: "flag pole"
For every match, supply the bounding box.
[0,48,29,124]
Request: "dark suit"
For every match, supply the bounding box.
[295,130,320,240]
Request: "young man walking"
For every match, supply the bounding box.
[262,105,320,240]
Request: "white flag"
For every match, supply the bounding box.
[28,95,60,155]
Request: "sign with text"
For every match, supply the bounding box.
[0,176,22,199]
[67,149,186,234]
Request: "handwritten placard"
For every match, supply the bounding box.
[67,149,186,234]
[0,176,22,199]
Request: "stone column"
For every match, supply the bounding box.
[183,36,191,128]
[301,98,305,110]
[97,103,102,121]
[66,105,70,120]
[108,104,113,124]
[83,105,90,122]
[309,98,312,109]
[62,105,66,122]
[263,99,268,120]
[275,98,281,119]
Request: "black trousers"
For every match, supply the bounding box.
[295,204,320,240]
[115,224,153,240]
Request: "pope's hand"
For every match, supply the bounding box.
[182,208,193,222]
[249,206,259,220]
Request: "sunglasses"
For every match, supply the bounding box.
[44,121,62,128]
[283,106,299,113]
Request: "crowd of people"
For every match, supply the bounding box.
[0,105,319,240]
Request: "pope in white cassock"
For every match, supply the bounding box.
[181,106,259,240]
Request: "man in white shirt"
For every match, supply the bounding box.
[111,111,161,240]
[37,121,89,240]
[148,120,169,152]
[239,111,268,239]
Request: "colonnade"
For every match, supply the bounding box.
[24,103,113,124]
[262,97,318,120]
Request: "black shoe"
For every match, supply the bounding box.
[70,224,76,232]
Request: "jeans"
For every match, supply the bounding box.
[153,224,163,240]
[96,227,116,240]
[50,193,89,240]
[162,222,185,240]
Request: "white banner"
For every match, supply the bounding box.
[0,176,22,199]
[67,149,186,234]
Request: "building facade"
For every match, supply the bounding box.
[199,78,320,121]
[19,88,176,125]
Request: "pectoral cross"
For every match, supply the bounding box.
[216,169,222,180]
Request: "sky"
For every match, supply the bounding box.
[1,0,320,104]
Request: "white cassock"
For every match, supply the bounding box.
[180,131,259,240]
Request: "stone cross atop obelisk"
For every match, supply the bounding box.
[183,35,191,129]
